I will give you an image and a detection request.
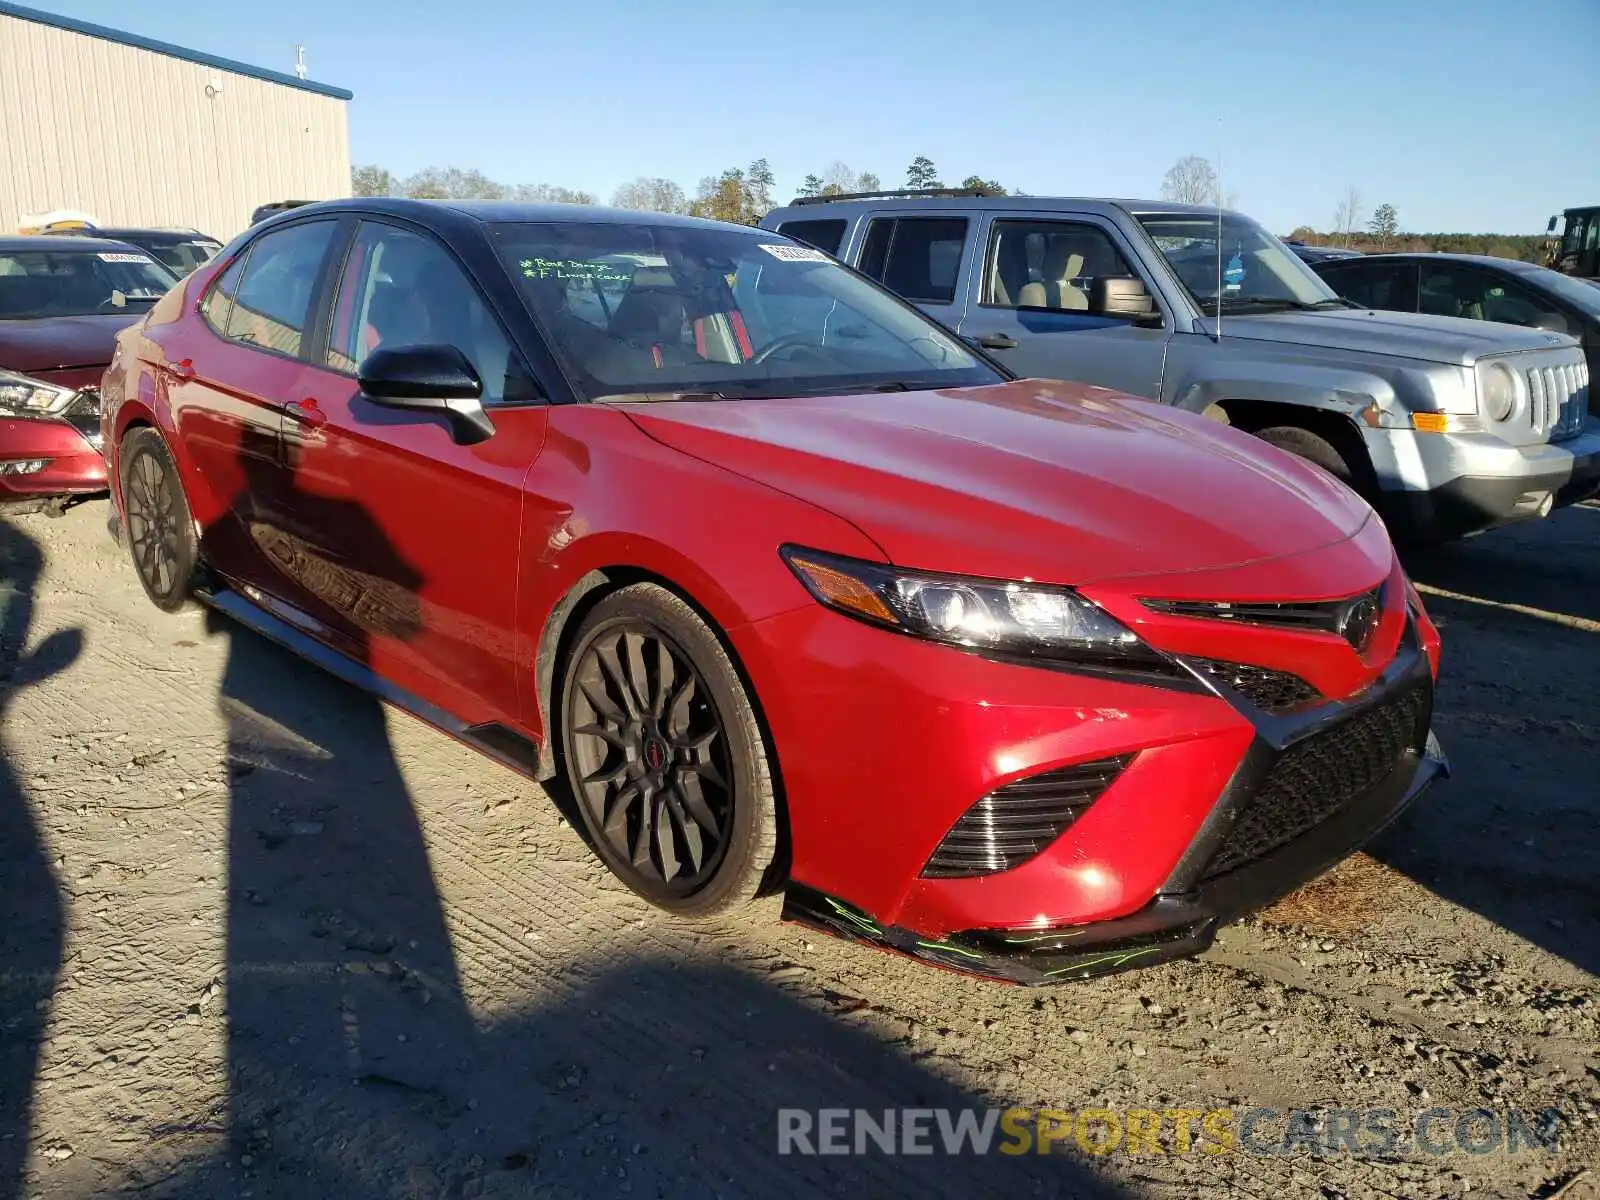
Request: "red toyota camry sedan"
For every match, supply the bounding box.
[101,199,1446,984]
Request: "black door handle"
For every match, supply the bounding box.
[975,333,1018,349]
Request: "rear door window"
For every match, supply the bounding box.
[222,220,338,358]
[857,217,969,304]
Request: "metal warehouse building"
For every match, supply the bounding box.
[0,2,351,240]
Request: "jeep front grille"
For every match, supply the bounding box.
[1201,680,1431,880]
[921,755,1134,878]
[1525,359,1589,443]
[1186,658,1320,713]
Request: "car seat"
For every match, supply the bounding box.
[1016,238,1088,310]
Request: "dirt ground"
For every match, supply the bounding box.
[2,497,1596,1200]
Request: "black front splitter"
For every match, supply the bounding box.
[781,733,1448,986]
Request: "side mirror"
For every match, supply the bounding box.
[358,344,494,445]
[1546,216,1559,234]
[1092,277,1160,326]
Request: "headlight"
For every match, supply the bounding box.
[1479,362,1517,422]
[780,545,1178,676]
[0,369,76,417]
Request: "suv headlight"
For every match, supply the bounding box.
[1478,362,1518,422]
[781,545,1179,677]
[0,369,76,417]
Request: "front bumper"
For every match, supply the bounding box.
[764,567,1444,984]
[783,730,1446,984]
[1367,423,1600,540]
[0,413,107,506]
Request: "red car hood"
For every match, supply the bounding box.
[621,379,1375,585]
[0,314,139,375]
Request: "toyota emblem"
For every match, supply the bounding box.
[1337,591,1381,651]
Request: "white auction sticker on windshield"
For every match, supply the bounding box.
[97,252,154,263]
[757,243,829,262]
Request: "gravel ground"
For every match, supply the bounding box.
[1,498,1596,1200]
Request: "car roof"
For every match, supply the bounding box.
[0,234,149,254]
[1320,252,1544,274]
[766,195,1238,219]
[267,197,755,233]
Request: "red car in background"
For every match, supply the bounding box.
[0,235,178,513]
[101,200,1446,983]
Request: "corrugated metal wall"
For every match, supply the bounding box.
[0,13,350,241]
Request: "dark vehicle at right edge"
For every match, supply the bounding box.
[1311,251,1600,387]
[764,191,1597,541]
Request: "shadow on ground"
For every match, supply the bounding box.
[98,619,1126,1199]
[0,517,82,1200]
[1373,509,1600,974]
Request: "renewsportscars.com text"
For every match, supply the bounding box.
[776,1106,1562,1158]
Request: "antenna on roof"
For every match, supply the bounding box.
[294,45,307,80]
[1215,124,1224,343]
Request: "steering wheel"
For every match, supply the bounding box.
[747,333,820,366]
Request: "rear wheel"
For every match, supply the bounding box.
[557,583,778,917]
[120,428,199,612]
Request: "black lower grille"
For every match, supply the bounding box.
[1188,657,1319,713]
[1202,682,1430,879]
[922,755,1133,879]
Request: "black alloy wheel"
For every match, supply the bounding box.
[559,584,777,915]
[121,428,199,612]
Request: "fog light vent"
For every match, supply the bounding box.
[921,754,1134,879]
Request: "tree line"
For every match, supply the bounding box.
[355,156,1543,263]
[1160,156,1546,263]
[349,157,1011,226]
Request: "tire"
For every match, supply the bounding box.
[1255,424,1359,489]
[120,428,200,612]
[557,583,778,917]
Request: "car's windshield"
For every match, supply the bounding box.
[0,248,178,319]
[489,221,1001,400]
[136,237,223,276]
[1137,212,1341,312]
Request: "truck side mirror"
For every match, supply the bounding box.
[1547,216,1558,234]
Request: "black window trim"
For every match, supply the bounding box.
[858,213,970,306]
[316,215,550,409]
[977,214,1166,329]
[197,215,348,370]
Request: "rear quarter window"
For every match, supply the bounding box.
[775,219,847,257]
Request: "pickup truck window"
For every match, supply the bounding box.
[858,217,968,305]
[982,220,1140,311]
[776,219,847,257]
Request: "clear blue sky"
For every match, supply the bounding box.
[38,0,1600,234]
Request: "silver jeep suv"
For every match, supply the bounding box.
[760,192,1598,540]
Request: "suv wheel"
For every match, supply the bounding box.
[557,583,779,917]
[1255,425,1360,490]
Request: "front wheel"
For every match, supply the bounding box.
[120,428,199,612]
[1255,425,1362,491]
[557,583,778,917]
